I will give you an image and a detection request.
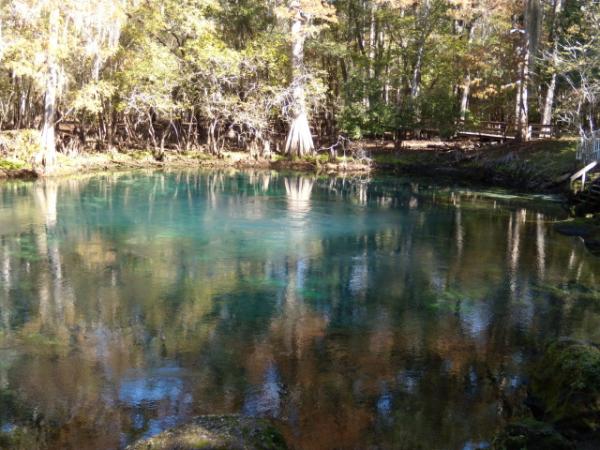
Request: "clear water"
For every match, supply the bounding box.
[0,170,599,450]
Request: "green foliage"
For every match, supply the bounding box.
[0,130,41,163]
[339,101,367,139]
[0,0,593,158]
[339,98,401,139]
[71,80,117,115]
[418,87,460,138]
[532,339,600,432]
[0,159,26,170]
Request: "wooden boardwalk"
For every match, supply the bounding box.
[577,130,600,164]
[571,131,600,215]
[572,175,600,215]
[457,121,554,141]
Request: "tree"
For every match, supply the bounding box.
[541,0,563,127]
[283,0,335,157]
[1,0,126,171]
[39,7,59,170]
[513,0,541,142]
[553,0,600,134]
[0,0,596,168]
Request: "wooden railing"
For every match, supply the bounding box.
[570,161,598,192]
[577,130,600,164]
[528,124,555,139]
[457,120,555,141]
[457,120,512,139]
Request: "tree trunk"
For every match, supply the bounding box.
[542,72,556,126]
[409,0,431,135]
[459,25,475,122]
[542,0,563,127]
[38,8,60,172]
[365,4,377,108]
[515,67,522,133]
[516,0,541,141]
[208,120,219,155]
[410,0,431,101]
[460,72,471,122]
[410,40,424,100]
[285,1,314,158]
[0,20,3,63]
[517,40,530,141]
[514,5,535,142]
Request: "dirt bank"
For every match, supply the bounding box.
[0,138,582,193]
[372,138,580,194]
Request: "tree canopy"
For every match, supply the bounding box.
[0,0,599,166]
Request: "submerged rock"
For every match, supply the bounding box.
[554,217,600,256]
[126,415,288,450]
[531,339,600,436]
[492,339,600,449]
[492,418,573,450]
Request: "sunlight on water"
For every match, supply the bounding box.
[0,170,599,449]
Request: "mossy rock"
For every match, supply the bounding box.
[0,426,40,450]
[554,218,596,238]
[554,217,600,256]
[531,339,600,434]
[554,217,600,241]
[492,418,573,450]
[126,415,288,450]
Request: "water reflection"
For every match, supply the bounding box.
[285,175,314,219]
[0,171,599,450]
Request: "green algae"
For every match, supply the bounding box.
[531,339,600,433]
[126,415,288,450]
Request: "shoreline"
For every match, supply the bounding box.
[0,149,372,180]
[0,138,591,205]
[0,139,579,194]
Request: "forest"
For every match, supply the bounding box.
[2,2,600,450]
[0,0,599,173]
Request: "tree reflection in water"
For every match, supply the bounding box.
[0,171,599,449]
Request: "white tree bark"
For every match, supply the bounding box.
[542,72,557,127]
[285,1,314,158]
[515,63,522,128]
[364,4,377,108]
[516,0,542,141]
[38,7,60,172]
[514,30,529,141]
[542,0,563,127]
[459,72,471,122]
[518,40,530,141]
[410,0,431,101]
[459,25,475,122]
[368,5,376,80]
[410,40,425,100]
[0,20,4,62]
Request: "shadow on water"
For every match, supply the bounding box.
[0,170,599,449]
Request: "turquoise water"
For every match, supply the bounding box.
[0,170,599,449]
